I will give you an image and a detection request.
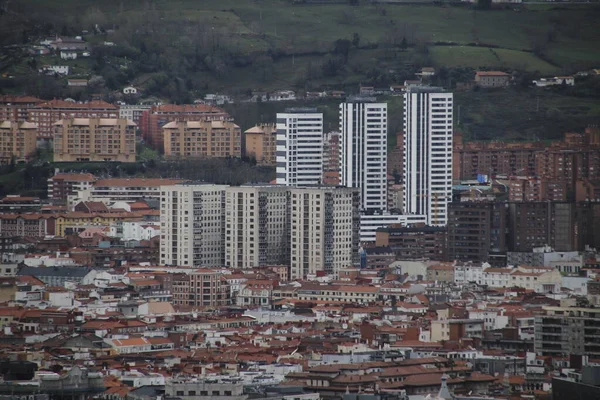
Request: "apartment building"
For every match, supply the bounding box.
[375,225,448,261]
[162,120,241,159]
[289,187,360,280]
[0,121,37,164]
[276,108,323,186]
[160,184,228,267]
[431,319,485,342]
[29,100,119,140]
[0,95,42,122]
[339,98,388,212]
[403,87,453,226]
[224,185,289,269]
[534,306,600,357]
[118,104,152,125]
[73,178,187,205]
[447,201,508,264]
[53,118,136,162]
[474,71,511,88]
[243,124,277,165]
[171,269,230,307]
[139,104,231,152]
[47,173,97,202]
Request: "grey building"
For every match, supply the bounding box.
[16,266,96,286]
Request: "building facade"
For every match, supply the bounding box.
[224,185,290,269]
[171,269,230,307]
[0,95,42,122]
[53,118,136,162]
[0,121,37,164]
[276,109,323,186]
[535,306,600,357]
[243,124,277,165]
[289,187,360,280]
[403,87,453,226]
[447,201,508,264]
[339,99,388,212]
[162,120,241,159]
[160,184,228,267]
[29,100,119,140]
[139,104,231,152]
[47,173,97,203]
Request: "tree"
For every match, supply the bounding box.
[333,39,351,62]
[352,32,360,48]
[400,37,408,50]
[477,0,492,10]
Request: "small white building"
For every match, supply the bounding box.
[60,51,77,60]
[123,86,138,95]
[40,65,69,76]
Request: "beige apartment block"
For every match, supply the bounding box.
[243,123,276,165]
[162,120,241,159]
[53,118,136,162]
[0,121,37,164]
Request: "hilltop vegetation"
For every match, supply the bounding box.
[2,0,600,96]
[0,0,599,142]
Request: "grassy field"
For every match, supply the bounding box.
[430,46,560,74]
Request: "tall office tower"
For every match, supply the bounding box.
[339,98,388,212]
[276,108,323,186]
[225,185,290,269]
[403,87,454,226]
[160,184,229,267]
[289,187,360,280]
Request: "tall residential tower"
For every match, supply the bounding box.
[403,87,453,226]
[276,108,323,186]
[339,98,388,212]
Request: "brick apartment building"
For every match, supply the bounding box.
[243,124,277,165]
[0,121,38,164]
[0,95,42,122]
[139,104,231,152]
[376,225,448,261]
[53,118,136,162]
[162,120,241,159]
[28,100,119,140]
[171,269,230,307]
[446,201,600,263]
[47,173,97,202]
[447,201,508,265]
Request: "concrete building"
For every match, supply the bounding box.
[171,269,230,307]
[74,177,187,204]
[275,108,323,186]
[162,120,241,159]
[53,118,136,162]
[375,225,448,261]
[47,172,96,203]
[339,98,388,212]
[289,187,360,280]
[139,104,231,152]
[474,71,511,88]
[224,185,290,269]
[0,121,38,164]
[28,100,118,140]
[118,104,152,125]
[359,213,427,243]
[165,377,246,400]
[535,306,600,357]
[160,184,228,267]
[243,124,277,166]
[403,87,453,226]
[430,319,485,342]
[447,201,508,265]
[0,95,42,122]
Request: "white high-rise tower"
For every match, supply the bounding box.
[276,108,323,186]
[403,87,453,226]
[339,98,388,212]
